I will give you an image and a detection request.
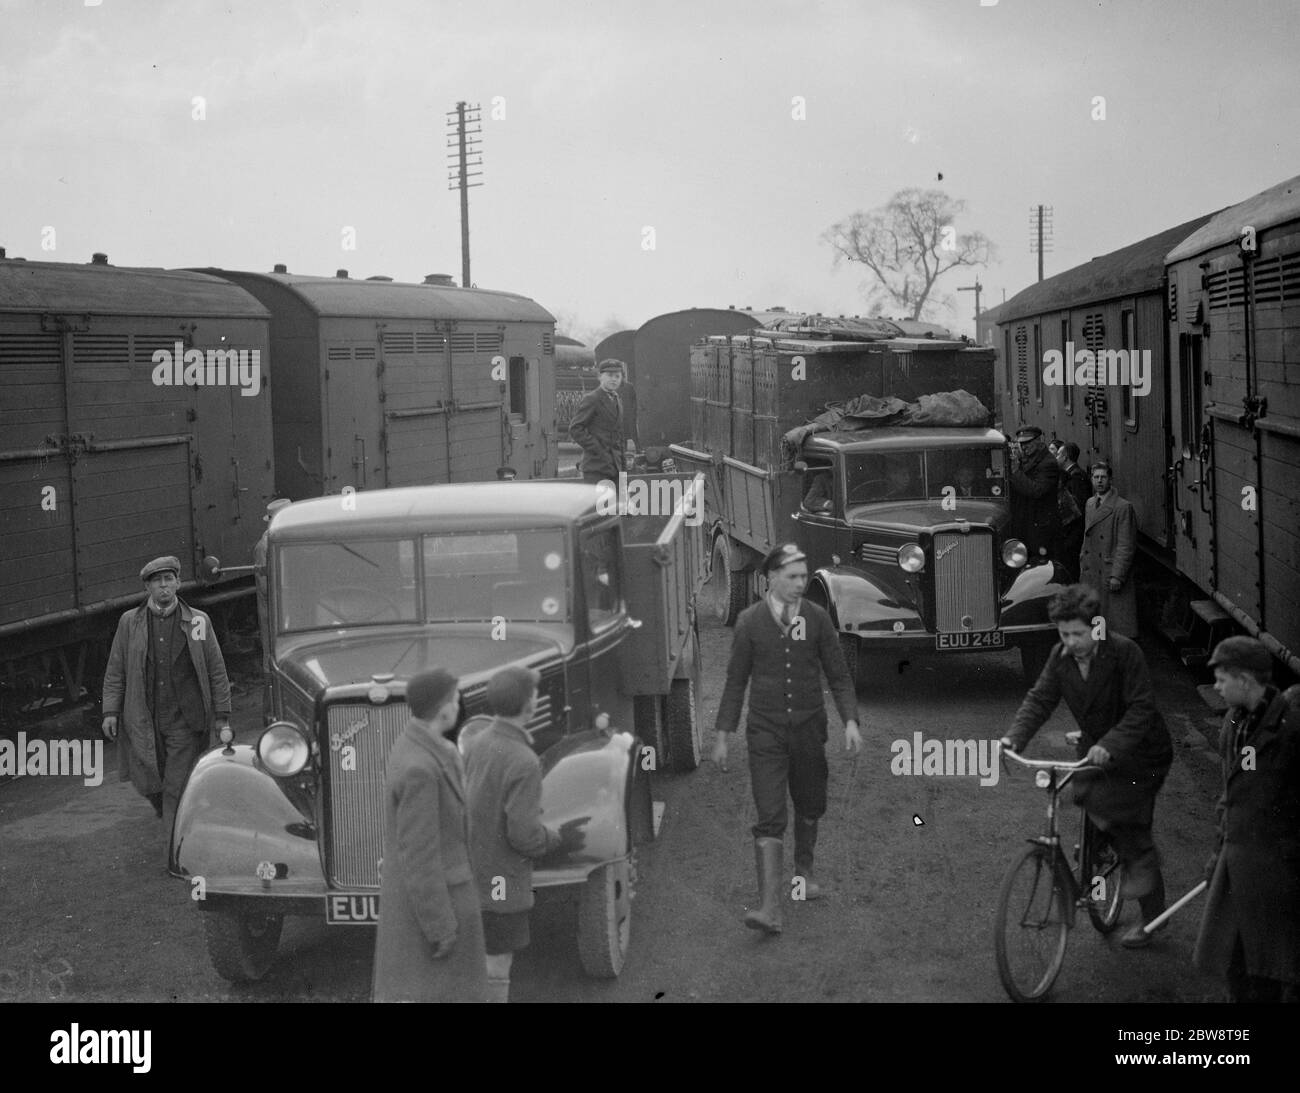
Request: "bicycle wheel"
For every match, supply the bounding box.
[1081,817,1125,934]
[994,845,1071,1002]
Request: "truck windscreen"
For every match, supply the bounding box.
[843,447,1005,506]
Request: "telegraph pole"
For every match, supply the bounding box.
[446,101,483,288]
[1029,205,1054,282]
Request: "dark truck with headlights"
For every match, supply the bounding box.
[175,476,706,983]
[671,329,1064,682]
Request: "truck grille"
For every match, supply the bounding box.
[326,701,410,888]
[932,531,996,632]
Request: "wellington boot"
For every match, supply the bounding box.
[486,976,511,1003]
[743,837,784,934]
[793,817,824,899]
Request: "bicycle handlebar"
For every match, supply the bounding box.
[998,743,1095,772]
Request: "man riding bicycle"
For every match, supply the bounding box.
[1000,584,1174,948]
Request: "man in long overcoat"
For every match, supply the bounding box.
[568,359,626,483]
[1002,583,1173,947]
[372,668,487,1003]
[1008,425,1061,564]
[1194,637,1300,1002]
[1078,460,1139,637]
[101,556,231,852]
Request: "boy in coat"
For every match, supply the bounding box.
[1078,461,1139,637]
[568,359,626,483]
[1001,583,1173,948]
[372,668,488,1003]
[101,555,231,858]
[1194,637,1300,1002]
[463,665,586,1002]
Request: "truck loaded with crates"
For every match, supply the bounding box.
[173,474,706,983]
[670,323,1065,682]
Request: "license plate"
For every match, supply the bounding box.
[326,893,380,924]
[935,630,1005,650]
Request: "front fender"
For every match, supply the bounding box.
[813,565,923,634]
[999,561,1070,631]
[170,745,325,896]
[533,728,636,888]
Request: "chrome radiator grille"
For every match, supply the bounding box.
[932,531,996,632]
[326,701,410,888]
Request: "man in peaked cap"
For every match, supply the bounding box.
[712,543,861,934]
[253,498,292,723]
[1008,424,1061,564]
[1195,636,1300,1001]
[568,359,627,484]
[102,555,231,861]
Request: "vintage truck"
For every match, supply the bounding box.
[173,475,706,983]
[671,331,1065,682]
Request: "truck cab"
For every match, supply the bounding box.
[174,477,705,984]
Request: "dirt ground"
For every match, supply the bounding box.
[0,611,1233,1005]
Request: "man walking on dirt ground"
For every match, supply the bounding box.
[712,543,862,934]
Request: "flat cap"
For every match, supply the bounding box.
[597,358,625,374]
[1208,635,1273,675]
[762,542,807,575]
[140,555,181,582]
[405,667,460,720]
[1014,425,1043,440]
[263,498,292,522]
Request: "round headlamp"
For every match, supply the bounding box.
[896,544,926,573]
[258,721,311,777]
[1002,539,1029,568]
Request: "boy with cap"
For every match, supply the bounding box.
[101,556,231,857]
[463,665,587,1001]
[1194,636,1300,1002]
[568,359,627,484]
[712,543,861,934]
[372,667,488,1003]
[1008,425,1060,563]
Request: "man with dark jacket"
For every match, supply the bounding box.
[1008,425,1061,564]
[463,665,586,1002]
[372,668,487,1003]
[712,543,862,934]
[568,359,627,483]
[101,555,231,857]
[1194,637,1300,1002]
[1053,441,1090,579]
[1001,583,1173,948]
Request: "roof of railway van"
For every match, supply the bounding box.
[0,259,271,317]
[1167,174,1300,262]
[996,212,1218,324]
[268,482,601,539]
[202,269,555,323]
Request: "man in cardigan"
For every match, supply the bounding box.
[101,555,231,857]
[1194,637,1300,1002]
[1000,583,1173,948]
[464,665,587,1002]
[712,543,861,934]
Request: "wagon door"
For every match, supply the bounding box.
[382,330,451,486]
[323,339,385,491]
[446,330,506,481]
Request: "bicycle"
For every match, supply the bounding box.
[993,736,1125,1002]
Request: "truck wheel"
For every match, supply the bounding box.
[577,857,633,978]
[633,694,665,763]
[707,536,749,626]
[1020,640,1053,685]
[203,906,283,983]
[663,676,702,772]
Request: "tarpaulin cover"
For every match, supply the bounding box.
[781,389,990,454]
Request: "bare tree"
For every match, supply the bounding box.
[823,189,995,321]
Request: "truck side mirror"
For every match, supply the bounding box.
[200,556,222,583]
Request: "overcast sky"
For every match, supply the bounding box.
[2,0,1296,341]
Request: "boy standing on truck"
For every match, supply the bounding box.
[712,543,862,934]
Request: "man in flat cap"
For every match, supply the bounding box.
[1008,425,1061,564]
[253,498,291,724]
[101,556,231,856]
[568,359,627,484]
[712,543,862,934]
[373,668,488,1003]
[1195,636,1300,1002]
